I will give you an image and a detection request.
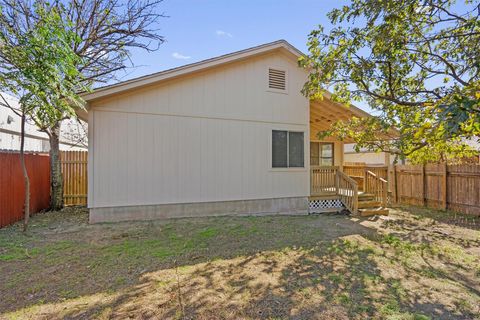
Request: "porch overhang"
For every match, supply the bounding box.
[309,95,370,143]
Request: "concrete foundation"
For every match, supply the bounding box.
[89,197,309,223]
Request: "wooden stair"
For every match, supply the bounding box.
[357,193,389,217]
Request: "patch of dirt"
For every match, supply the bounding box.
[1,206,479,319]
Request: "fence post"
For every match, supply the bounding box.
[421,164,426,206]
[442,162,448,210]
[391,165,398,204]
[396,165,400,204]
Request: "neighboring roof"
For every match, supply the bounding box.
[81,40,303,102]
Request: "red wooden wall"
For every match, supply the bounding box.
[0,152,51,228]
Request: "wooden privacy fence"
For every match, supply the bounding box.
[0,151,50,228]
[391,164,480,216]
[60,151,88,206]
[343,162,480,216]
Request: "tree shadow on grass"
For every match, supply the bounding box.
[1,211,478,319]
[58,233,472,320]
[379,208,479,266]
[0,213,372,314]
[393,205,480,231]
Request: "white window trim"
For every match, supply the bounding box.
[269,129,306,171]
[266,66,289,95]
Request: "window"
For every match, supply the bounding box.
[288,132,304,167]
[268,68,287,91]
[310,142,334,166]
[272,130,304,168]
[272,131,288,167]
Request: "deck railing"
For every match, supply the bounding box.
[311,166,358,214]
[343,164,388,192]
[343,165,365,178]
[336,170,359,214]
[365,170,388,207]
[310,166,338,196]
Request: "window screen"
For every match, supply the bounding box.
[288,132,304,167]
[272,130,288,168]
[321,143,333,165]
[272,130,304,168]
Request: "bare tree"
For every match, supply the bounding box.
[0,95,30,231]
[1,4,88,230]
[62,118,89,149]
[0,0,166,210]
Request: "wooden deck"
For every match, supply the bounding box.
[310,166,388,215]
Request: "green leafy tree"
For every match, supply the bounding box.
[407,139,478,164]
[0,0,166,210]
[301,0,480,163]
[0,4,85,230]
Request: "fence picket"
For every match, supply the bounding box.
[0,151,50,228]
[392,164,480,215]
[60,151,88,206]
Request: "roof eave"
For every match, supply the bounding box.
[81,40,303,103]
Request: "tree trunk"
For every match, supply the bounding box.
[20,112,30,232]
[49,123,63,210]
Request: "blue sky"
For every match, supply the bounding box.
[123,3,340,71]
[121,0,373,111]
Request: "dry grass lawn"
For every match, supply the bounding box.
[0,206,479,320]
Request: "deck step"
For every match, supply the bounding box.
[358,208,389,217]
[358,201,382,209]
[358,193,375,201]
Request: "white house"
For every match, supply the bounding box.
[344,144,394,165]
[0,93,88,152]
[81,40,384,223]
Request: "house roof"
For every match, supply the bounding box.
[78,39,371,123]
[81,40,303,103]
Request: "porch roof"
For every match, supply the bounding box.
[310,93,370,143]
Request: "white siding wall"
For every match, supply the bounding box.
[1,96,87,152]
[89,52,310,208]
[344,152,392,165]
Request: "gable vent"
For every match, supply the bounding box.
[268,68,286,91]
